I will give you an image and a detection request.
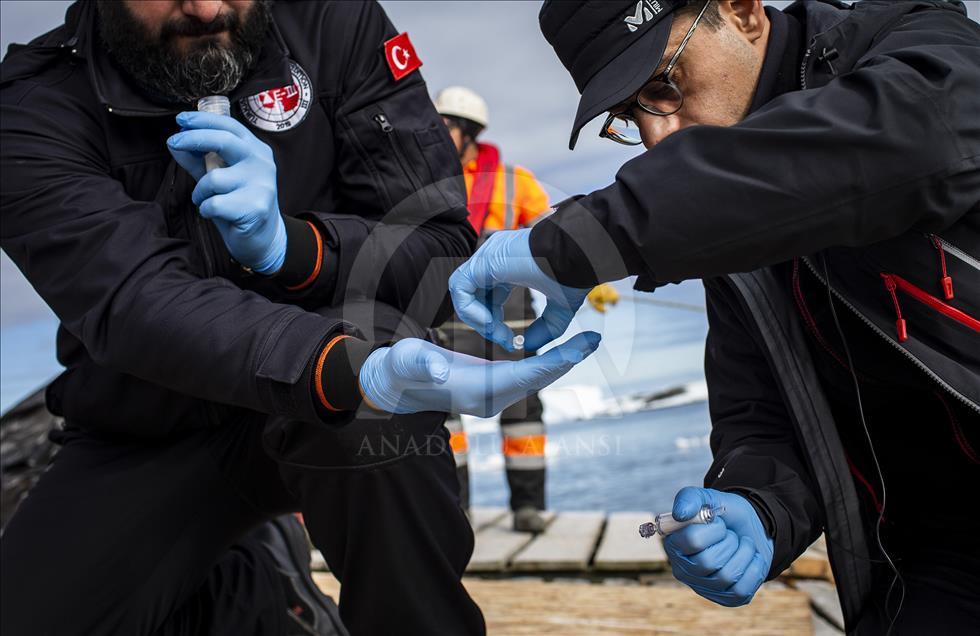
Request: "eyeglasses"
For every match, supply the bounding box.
[600,0,711,146]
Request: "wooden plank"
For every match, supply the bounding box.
[469,506,507,532]
[511,511,605,571]
[467,511,556,572]
[795,580,844,632]
[786,535,834,582]
[310,548,328,572]
[812,612,845,636]
[312,575,814,635]
[593,512,668,571]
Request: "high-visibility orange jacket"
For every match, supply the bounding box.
[463,142,550,234]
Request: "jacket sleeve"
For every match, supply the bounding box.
[530,6,980,288]
[0,82,344,425]
[276,1,476,329]
[702,278,824,578]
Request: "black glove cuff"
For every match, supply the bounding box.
[275,215,322,290]
[312,335,376,415]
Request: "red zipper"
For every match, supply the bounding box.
[930,234,955,300]
[880,273,980,343]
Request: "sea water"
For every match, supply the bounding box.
[469,278,713,512]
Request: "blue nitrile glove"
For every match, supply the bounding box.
[359,331,600,415]
[449,228,590,352]
[663,487,774,607]
[166,111,287,274]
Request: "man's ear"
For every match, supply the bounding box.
[718,1,767,45]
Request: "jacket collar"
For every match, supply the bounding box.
[71,0,293,117]
[748,6,804,113]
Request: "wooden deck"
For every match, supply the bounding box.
[310,507,844,634]
[315,574,814,635]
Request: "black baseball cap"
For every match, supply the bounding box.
[540,0,683,149]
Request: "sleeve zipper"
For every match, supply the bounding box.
[373,113,393,133]
[373,111,423,193]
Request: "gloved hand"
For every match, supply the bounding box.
[449,228,590,352]
[663,487,774,607]
[166,111,287,274]
[359,331,601,415]
[586,283,620,313]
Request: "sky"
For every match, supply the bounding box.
[1,0,978,411]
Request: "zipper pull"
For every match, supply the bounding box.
[930,234,954,300]
[881,274,908,342]
[373,113,393,133]
[817,47,839,75]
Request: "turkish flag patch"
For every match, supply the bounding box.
[384,32,422,81]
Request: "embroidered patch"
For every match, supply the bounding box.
[239,60,312,132]
[384,32,422,81]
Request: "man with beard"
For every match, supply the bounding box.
[0,1,600,634]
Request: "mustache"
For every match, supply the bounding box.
[160,12,241,40]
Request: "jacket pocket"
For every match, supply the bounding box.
[337,86,462,218]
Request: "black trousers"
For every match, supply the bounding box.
[0,410,484,636]
[1,302,485,636]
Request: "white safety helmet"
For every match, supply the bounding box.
[434,86,489,129]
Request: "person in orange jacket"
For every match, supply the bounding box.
[435,86,618,532]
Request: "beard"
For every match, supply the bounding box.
[96,0,272,105]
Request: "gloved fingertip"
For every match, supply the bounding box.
[427,357,450,384]
[494,324,515,352]
[672,486,706,521]
[583,330,602,350]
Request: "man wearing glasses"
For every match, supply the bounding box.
[450,0,980,631]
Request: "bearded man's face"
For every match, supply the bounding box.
[96,0,271,104]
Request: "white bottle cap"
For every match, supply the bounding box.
[197,95,230,117]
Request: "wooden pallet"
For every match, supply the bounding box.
[593,512,668,571]
[309,508,841,634]
[313,574,815,635]
[311,508,835,581]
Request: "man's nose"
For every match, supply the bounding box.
[637,112,684,149]
[181,0,224,23]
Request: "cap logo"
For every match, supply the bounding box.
[624,0,663,33]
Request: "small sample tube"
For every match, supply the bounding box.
[512,334,525,351]
[197,95,230,173]
[638,504,721,538]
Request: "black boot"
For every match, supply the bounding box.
[251,515,349,636]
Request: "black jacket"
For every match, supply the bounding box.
[533,0,979,629]
[0,1,475,434]
[532,0,979,405]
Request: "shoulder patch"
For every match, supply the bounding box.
[239,60,312,133]
[384,32,422,81]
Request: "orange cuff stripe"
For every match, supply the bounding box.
[285,221,323,291]
[449,431,469,453]
[314,334,352,412]
[502,435,545,457]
